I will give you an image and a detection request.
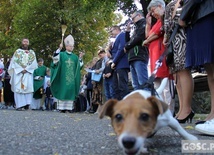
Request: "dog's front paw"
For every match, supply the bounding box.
[186,135,198,140]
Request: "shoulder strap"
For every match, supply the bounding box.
[158,24,179,63]
[139,24,179,94]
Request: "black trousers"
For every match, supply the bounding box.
[112,68,129,100]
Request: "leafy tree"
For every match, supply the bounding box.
[12,0,62,61]
[0,0,171,65]
[117,0,171,16]
[6,0,118,65]
[0,0,25,57]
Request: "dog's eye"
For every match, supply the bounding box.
[139,113,149,121]
[115,114,123,122]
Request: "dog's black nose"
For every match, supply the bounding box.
[122,137,136,149]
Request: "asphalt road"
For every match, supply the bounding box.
[0,109,213,155]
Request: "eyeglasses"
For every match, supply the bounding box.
[131,14,139,21]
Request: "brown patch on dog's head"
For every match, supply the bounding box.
[99,93,169,138]
[99,99,119,119]
[147,96,169,115]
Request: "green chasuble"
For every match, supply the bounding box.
[50,51,81,100]
[33,65,47,99]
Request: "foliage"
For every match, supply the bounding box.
[0,0,173,66]
[0,0,118,65]
[12,0,61,60]
[0,0,25,57]
[192,92,211,114]
[175,91,211,114]
[116,0,137,15]
[118,0,171,15]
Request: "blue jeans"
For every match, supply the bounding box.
[104,77,113,100]
[130,61,148,90]
[112,68,129,100]
[45,97,54,110]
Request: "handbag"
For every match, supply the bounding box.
[91,72,102,82]
[165,24,180,67]
[165,42,174,67]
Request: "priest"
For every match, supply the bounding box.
[51,35,83,113]
[8,38,38,110]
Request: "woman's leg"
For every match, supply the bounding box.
[174,72,182,117]
[176,69,194,120]
[204,64,214,120]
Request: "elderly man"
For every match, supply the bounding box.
[124,10,149,90]
[51,35,83,113]
[8,38,38,111]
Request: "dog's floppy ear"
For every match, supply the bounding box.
[99,99,118,119]
[147,96,168,115]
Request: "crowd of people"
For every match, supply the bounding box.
[0,35,84,113]
[0,0,213,136]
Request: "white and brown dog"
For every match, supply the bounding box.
[99,88,198,155]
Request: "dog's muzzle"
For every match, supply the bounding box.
[120,136,142,155]
[122,136,136,149]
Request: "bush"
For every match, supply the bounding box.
[174,91,211,114]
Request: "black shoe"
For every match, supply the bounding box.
[16,107,25,111]
[24,105,29,110]
[39,107,45,111]
[177,111,195,124]
[60,110,66,113]
[89,110,95,113]
[68,109,75,113]
[195,120,206,125]
[85,109,92,113]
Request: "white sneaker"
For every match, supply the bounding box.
[94,111,99,115]
[195,119,214,136]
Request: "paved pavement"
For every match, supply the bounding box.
[0,109,213,155]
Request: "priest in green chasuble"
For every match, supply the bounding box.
[51,35,83,113]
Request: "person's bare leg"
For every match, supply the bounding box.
[174,72,183,118]
[177,69,194,120]
[204,64,214,121]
